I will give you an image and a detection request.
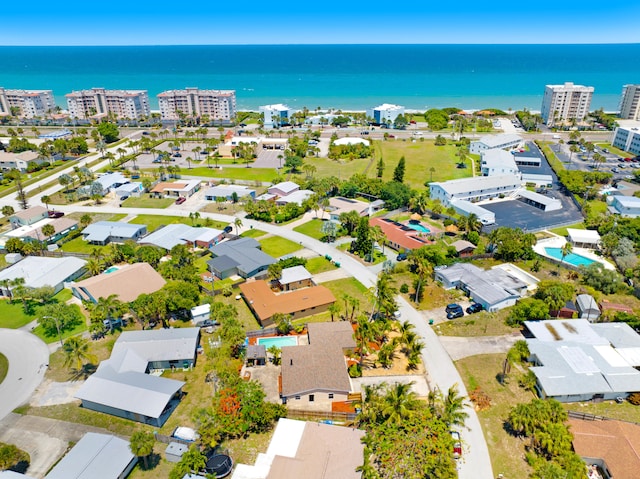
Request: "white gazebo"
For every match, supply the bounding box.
[567,228,601,248]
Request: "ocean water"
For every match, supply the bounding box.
[0,44,638,111]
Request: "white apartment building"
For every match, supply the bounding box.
[429,175,522,206]
[480,149,520,177]
[259,104,293,128]
[367,103,405,125]
[469,133,522,154]
[157,88,236,123]
[541,82,594,126]
[0,87,56,118]
[611,120,640,156]
[619,84,640,121]
[65,88,150,120]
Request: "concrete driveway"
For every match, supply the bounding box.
[0,329,49,421]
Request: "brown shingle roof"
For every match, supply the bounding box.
[73,263,166,303]
[238,280,335,322]
[569,418,640,479]
[151,181,187,193]
[11,205,47,220]
[280,322,355,397]
[23,217,78,240]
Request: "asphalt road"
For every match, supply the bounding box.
[0,329,50,420]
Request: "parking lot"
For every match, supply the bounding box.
[135,141,211,169]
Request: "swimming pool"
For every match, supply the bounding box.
[104,266,120,274]
[405,222,431,234]
[256,336,298,348]
[544,248,595,267]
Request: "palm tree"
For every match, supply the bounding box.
[440,384,469,427]
[234,217,243,235]
[559,242,573,269]
[377,340,397,369]
[412,256,433,304]
[328,303,341,322]
[41,195,51,213]
[534,422,573,458]
[62,337,97,371]
[466,213,481,233]
[381,382,420,422]
[129,431,156,469]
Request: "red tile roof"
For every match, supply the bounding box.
[369,217,430,251]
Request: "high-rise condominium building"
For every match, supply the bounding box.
[541,82,594,126]
[65,88,150,120]
[619,84,640,121]
[0,88,56,118]
[157,88,236,123]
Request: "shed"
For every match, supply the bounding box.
[451,239,476,258]
[166,442,189,463]
[191,304,211,323]
[5,253,22,264]
[246,344,266,366]
[577,294,601,321]
[567,228,601,248]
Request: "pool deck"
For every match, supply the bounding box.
[534,234,615,270]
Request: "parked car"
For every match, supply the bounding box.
[195,319,218,328]
[173,152,182,158]
[223,225,233,234]
[119,195,129,201]
[396,252,408,261]
[175,197,186,205]
[466,303,484,314]
[48,211,64,218]
[451,431,462,459]
[446,304,464,319]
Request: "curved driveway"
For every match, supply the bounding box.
[0,329,49,420]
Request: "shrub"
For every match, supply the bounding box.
[468,386,491,411]
[628,392,640,405]
[348,363,362,378]
[399,283,409,294]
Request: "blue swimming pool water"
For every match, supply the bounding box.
[256,336,298,348]
[544,248,595,267]
[406,223,431,233]
[104,266,119,274]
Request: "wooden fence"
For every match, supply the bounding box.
[286,409,356,422]
[153,433,192,446]
[246,328,278,339]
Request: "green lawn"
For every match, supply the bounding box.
[373,140,472,188]
[549,222,585,236]
[129,214,189,232]
[60,236,105,254]
[31,319,88,344]
[304,156,371,179]
[305,256,337,275]
[171,166,277,183]
[293,218,332,240]
[241,229,267,238]
[0,300,39,329]
[0,353,8,385]
[595,143,632,157]
[121,196,174,208]
[258,236,303,258]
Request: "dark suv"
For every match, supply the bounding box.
[466,303,484,314]
[446,304,464,319]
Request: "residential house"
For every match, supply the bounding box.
[9,206,48,227]
[608,195,640,218]
[15,217,79,244]
[151,180,201,199]
[190,304,210,323]
[435,262,535,312]
[550,300,578,319]
[115,182,144,198]
[327,196,372,222]
[75,328,199,426]
[278,265,314,291]
[576,293,600,321]
[0,256,86,296]
[231,418,365,479]
[567,228,601,248]
[139,224,224,250]
[525,319,640,402]
[260,104,294,128]
[239,280,336,326]
[569,417,640,479]
[45,433,137,479]
[81,221,147,245]
[280,322,355,410]
[208,237,275,279]
[71,263,166,303]
[204,184,256,201]
[275,189,314,206]
[470,134,522,155]
[450,239,476,258]
[0,151,45,173]
[369,217,432,252]
[246,344,266,366]
[95,172,129,194]
[268,181,299,198]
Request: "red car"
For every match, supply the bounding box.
[175,197,186,205]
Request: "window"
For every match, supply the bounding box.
[328,393,334,399]
[309,394,315,402]
[295,396,300,400]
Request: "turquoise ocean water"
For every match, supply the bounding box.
[0,44,638,111]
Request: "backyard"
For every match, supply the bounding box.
[258,235,303,258]
[121,196,175,209]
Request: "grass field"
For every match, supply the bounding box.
[258,235,303,257]
[305,256,337,275]
[31,318,88,344]
[456,354,534,479]
[0,300,38,329]
[175,166,277,183]
[60,236,105,254]
[129,214,189,232]
[305,156,372,179]
[241,229,267,238]
[437,309,518,337]
[373,140,472,188]
[121,196,174,208]
[549,222,585,236]
[0,353,8,385]
[595,143,632,157]
[293,218,333,240]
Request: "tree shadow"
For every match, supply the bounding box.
[138,453,161,471]
[10,460,30,474]
[68,363,97,381]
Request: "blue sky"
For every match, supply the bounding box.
[2,1,638,45]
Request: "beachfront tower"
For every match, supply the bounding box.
[157,88,236,125]
[260,104,293,128]
[0,88,56,119]
[367,104,405,126]
[541,82,594,126]
[619,84,640,121]
[65,88,150,120]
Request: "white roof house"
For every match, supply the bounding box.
[45,433,136,479]
[333,137,370,146]
[0,256,86,294]
[609,195,640,218]
[95,172,128,193]
[268,181,300,197]
[204,184,256,201]
[525,319,640,402]
[429,174,522,206]
[274,189,314,206]
[470,133,522,154]
[480,149,519,177]
[139,223,223,250]
[576,294,600,321]
[279,265,312,286]
[190,304,211,322]
[81,221,147,244]
[567,228,601,247]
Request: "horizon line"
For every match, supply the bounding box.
[1,42,639,47]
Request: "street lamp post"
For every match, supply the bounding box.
[42,315,63,347]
